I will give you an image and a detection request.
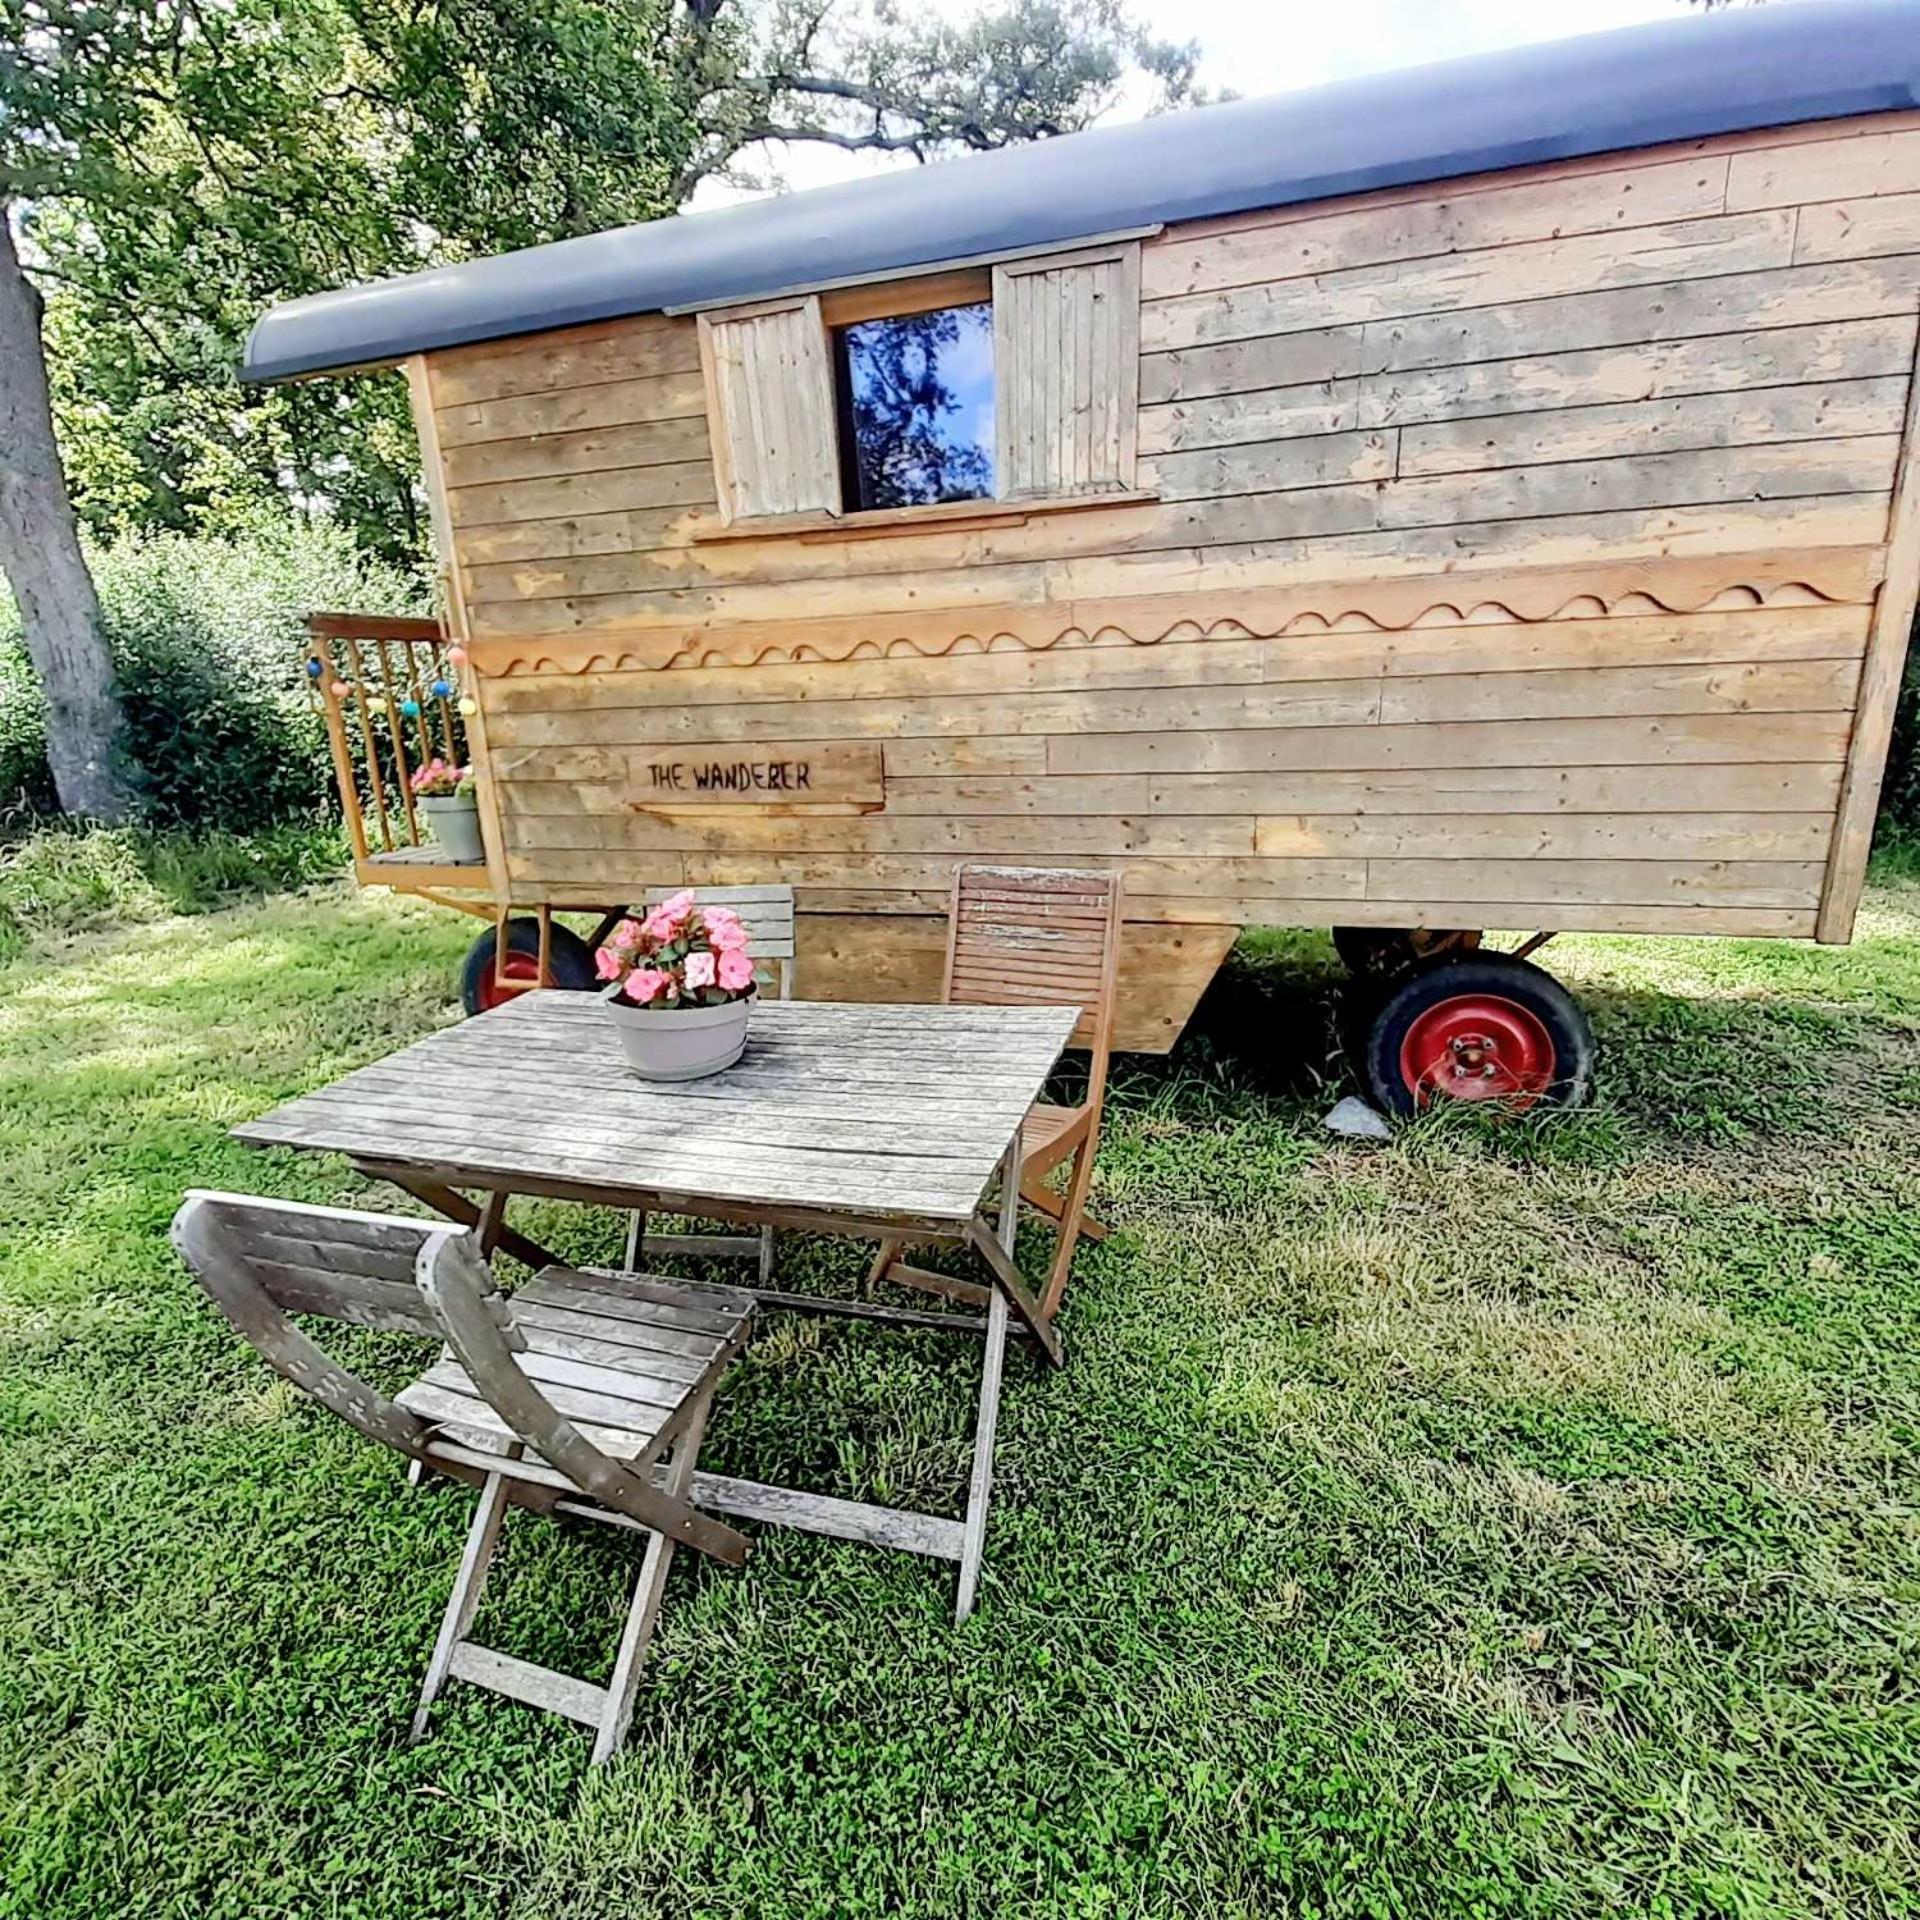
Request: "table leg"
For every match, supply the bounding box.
[955,1134,1021,1622]
[965,1218,1063,1367]
[357,1162,566,1272]
[475,1190,510,1258]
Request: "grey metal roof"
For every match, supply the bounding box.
[243,0,1920,384]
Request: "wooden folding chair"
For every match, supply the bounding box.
[172,1190,753,1765]
[623,883,797,1286]
[872,864,1123,1320]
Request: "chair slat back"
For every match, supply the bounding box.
[172,1191,469,1466]
[942,865,1124,1057]
[644,883,796,995]
[176,1190,452,1336]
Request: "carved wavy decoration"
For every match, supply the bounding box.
[469,546,1884,678]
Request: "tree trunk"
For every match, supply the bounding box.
[0,201,138,822]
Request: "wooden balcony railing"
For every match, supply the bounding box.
[305,612,476,868]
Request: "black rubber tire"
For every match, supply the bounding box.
[1364,953,1595,1117]
[1332,926,1481,982]
[459,919,599,1016]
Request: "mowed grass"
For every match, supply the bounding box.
[1,877,1916,1919]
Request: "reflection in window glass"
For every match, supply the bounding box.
[833,302,994,512]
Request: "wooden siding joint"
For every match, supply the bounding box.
[690,488,1158,546]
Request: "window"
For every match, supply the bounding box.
[697,242,1140,528]
[831,302,996,512]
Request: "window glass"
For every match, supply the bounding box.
[833,302,994,512]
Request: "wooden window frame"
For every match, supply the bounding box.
[692,244,1151,539]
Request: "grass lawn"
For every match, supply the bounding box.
[1,877,1916,1919]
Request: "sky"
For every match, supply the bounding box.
[696,0,1693,207]
[1129,0,1681,96]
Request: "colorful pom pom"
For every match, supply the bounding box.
[366,693,388,710]
[447,645,468,666]
[457,696,478,717]
[305,657,324,679]
[329,681,351,699]
[429,678,453,699]
[400,698,421,718]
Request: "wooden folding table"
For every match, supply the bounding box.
[233,992,1080,1618]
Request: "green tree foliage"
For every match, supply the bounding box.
[3,0,710,561]
[3,0,1195,563]
[0,519,423,827]
[689,0,1198,180]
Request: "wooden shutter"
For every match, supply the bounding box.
[992,243,1141,499]
[697,296,840,522]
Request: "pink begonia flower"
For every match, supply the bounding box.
[609,918,643,950]
[641,892,692,942]
[623,967,669,1003]
[683,949,716,990]
[594,946,622,981]
[703,909,748,952]
[717,948,754,992]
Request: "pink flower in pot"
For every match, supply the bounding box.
[596,897,760,1080]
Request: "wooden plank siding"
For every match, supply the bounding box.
[411,114,1920,1045]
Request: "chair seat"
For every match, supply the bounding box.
[398,1265,754,1463]
[1021,1100,1088,1174]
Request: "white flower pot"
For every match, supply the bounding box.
[419,794,485,864]
[602,987,751,1081]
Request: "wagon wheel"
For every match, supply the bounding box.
[1331,926,1482,982]
[460,919,598,1015]
[1364,954,1594,1116]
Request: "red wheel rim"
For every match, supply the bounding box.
[1399,992,1556,1109]
[474,949,541,1012]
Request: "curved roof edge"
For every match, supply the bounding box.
[244,0,1920,385]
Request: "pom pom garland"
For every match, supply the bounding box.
[306,656,476,726]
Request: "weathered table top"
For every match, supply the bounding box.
[234,994,1079,1232]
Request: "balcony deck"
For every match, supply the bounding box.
[356,844,491,892]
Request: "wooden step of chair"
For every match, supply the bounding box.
[410,1243,754,1763]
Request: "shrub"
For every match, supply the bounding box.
[0,818,348,960]
[0,519,425,830]
[1881,611,1920,839]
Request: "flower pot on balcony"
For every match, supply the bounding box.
[602,987,751,1081]
[419,794,485,864]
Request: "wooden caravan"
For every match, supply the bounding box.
[258,1,1920,1105]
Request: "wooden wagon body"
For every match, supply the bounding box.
[265,3,1920,1052]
